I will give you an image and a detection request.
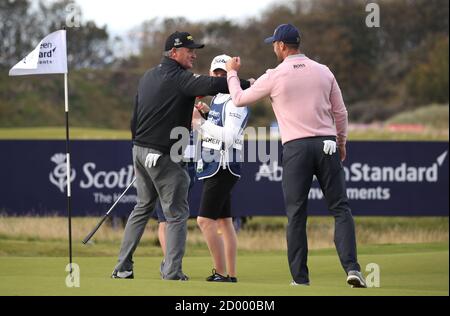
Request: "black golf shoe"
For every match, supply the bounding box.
[163,273,189,281]
[111,269,134,279]
[206,269,231,282]
[176,274,190,281]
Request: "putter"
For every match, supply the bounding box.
[82,177,137,244]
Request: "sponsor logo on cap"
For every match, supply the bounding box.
[174,38,183,47]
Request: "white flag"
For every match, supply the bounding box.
[9,30,68,76]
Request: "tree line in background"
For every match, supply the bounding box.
[0,0,448,128]
[0,0,113,69]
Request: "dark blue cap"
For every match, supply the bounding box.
[264,24,301,44]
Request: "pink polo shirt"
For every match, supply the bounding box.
[227,54,348,146]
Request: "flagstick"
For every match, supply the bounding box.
[64,72,73,276]
[8,29,72,275]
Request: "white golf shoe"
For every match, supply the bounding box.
[347,270,367,288]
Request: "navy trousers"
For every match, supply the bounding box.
[282,137,361,284]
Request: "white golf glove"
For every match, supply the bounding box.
[323,140,337,156]
[145,153,161,168]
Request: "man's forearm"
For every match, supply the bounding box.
[227,70,247,107]
[209,76,250,96]
[335,112,348,146]
[227,70,272,107]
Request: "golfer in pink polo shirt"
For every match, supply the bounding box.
[226,24,366,288]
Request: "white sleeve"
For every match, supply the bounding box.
[200,100,248,149]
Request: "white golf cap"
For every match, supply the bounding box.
[210,54,231,72]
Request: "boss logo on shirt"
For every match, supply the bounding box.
[293,64,306,69]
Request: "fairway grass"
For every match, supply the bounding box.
[0,243,448,296]
[0,127,448,141]
[0,127,131,140]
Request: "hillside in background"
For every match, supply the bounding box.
[0,0,448,128]
[0,69,139,129]
[1,68,448,134]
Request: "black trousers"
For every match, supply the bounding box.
[282,137,360,284]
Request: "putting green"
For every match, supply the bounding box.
[0,243,448,296]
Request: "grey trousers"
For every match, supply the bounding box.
[282,137,361,284]
[115,145,190,280]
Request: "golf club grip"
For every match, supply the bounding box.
[82,214,109,244]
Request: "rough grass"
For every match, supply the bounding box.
[0,127,131,140]
[0,216,447,256]
[387,104,449,130]
[0,125,448,140]
[348,128,449,141]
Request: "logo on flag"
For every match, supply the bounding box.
[9,30,68,76]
